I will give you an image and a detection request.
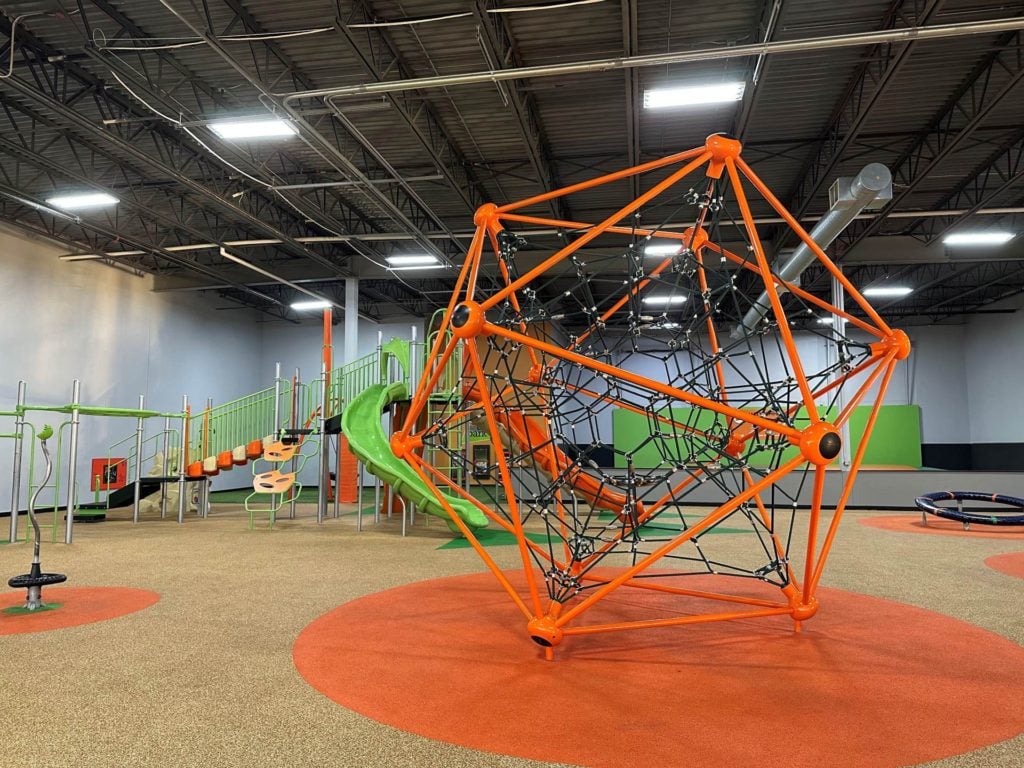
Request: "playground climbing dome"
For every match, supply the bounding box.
[392,134,911,653]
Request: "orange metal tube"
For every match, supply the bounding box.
[402,224,485,434]
[576,572,790,610]
[485,321,802,440]
[736,156,893,336]
[726,158,819,423]
[467,343,547,616]
[808,354,899,594]
[705,241,885,338]
[801,465,826,604]
[561,606,793,636]
[405,451,534,620]
[555,454,806,627]
[481,152,712,312]
[497,146,707,214]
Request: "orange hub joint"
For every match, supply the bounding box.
[527,615,564,648]
[795,421,842,466]
[473,202,499,227]
[791,597,819,621]
[871,329,911,361]
[390,431,421,459]
[450,301,487,339]
[682,225,710,252]
[705,134,742,179]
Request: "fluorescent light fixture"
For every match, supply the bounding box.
[290,299,331,311]
[942,231,1015,246]
[643,82,746,109]
[817,317,834,325]
[386,254,439,267]
[45,192,119,210]
[862,285,913,298]
[643,295,687,306]
[644,242,683,256]
[209,118,297,140]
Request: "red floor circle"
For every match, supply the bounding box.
[294,571,1024,768]
[986,552,1024,579]
[0,586,160,635]
[859,513,1024,540]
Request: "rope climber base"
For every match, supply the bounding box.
[5,425,67,614]
[384,134,909,656]
[916,491,1024,530]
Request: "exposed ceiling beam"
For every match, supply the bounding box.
[837,28,1024,255]
[334,0,491,213]
[0,15,348,270]
[164,0,461,264]
[470,1,571,224]
[780,0,945,223]
[899,126,1024,242]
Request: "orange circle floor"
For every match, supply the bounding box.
[294,571,1024,768]
[0,586,159,635]
[859,513,1024,540]
[986,552,1024,579]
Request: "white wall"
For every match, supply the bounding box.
[257,318,424,383]
[964,311,1024,444]
[0,226,264,509]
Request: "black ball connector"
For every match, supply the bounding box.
[451,303,472,329]
[818,432,842,461]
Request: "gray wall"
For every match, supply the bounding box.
[964,311,1024,444]
[0,226,264,508]
[257,318,424,384]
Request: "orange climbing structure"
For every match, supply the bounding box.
[393,134,909,655]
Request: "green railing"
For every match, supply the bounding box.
[118,337,429,470]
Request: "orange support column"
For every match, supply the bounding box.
[337,435,359,504]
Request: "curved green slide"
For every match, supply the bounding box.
[341,382,488,533]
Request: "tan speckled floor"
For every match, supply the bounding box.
[0,504,1021,768]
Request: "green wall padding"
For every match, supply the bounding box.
[848,404,922,467]
[612,404,922,469]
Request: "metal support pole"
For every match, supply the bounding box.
[132,395,145,524]
[178,395,188,524]
[831,268,853,470]
[333,434,341,519]
[271,362,281,510]
[160,416,171,519]
[63,379,81,544]
[289,367,299,520]
[317,361,328,524]
[8,380,26,544]
[357,461,364,531]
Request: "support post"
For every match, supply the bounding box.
[178,395,188,524]
[831,268,853,470]
[64,379,81,544]
[132,395,145,524]
[272,362,281,510]
[8,380,26,544]
[317,359,328,525]
[357,461,364,531]
[289,367,299,520]
[160,416,171,519]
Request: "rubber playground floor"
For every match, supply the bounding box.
[0,502,1021,767]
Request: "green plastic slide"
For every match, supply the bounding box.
[341,382,488,533]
